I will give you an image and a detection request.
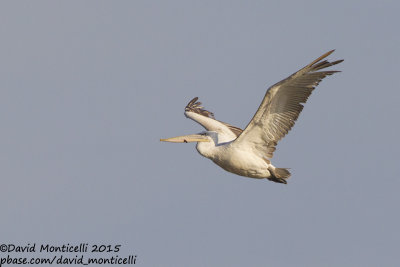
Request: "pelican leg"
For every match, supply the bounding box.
[268,167,291,184]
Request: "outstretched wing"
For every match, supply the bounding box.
[232,50,343,158]
[184,97,243,142]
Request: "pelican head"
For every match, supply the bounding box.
[161,131,220,159]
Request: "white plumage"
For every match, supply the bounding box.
[161,50,343,183]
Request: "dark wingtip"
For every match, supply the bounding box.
[186,97,198,107]
[185,97,215,119]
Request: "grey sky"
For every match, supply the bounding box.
[0,1,399,266]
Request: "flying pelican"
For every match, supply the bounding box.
[161,50,343,183]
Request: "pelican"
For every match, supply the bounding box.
[161,50,343,183]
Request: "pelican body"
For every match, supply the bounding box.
[161,50,343,183]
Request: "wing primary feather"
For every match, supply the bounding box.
[232,50,343,159]
[185,97,215,119]
[184,97,244,138]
